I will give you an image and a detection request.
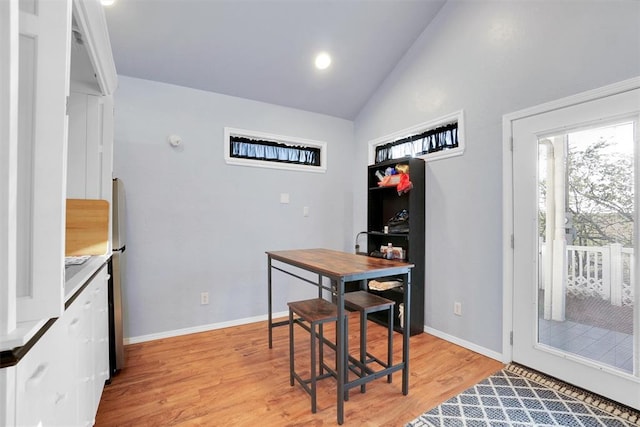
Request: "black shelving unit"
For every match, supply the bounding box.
[365,157,425,336]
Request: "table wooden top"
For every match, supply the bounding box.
[266,248,414,280]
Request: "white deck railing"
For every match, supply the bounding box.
[565,244,634,306]
[539,243,634,307]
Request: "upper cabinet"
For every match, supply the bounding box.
[67,0,116,200]
[66,92,114,201]
[16,0,73,323]
[1,0,117,343]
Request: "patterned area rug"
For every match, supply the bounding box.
[406,364,640,427]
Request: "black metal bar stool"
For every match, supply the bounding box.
[344,290,395,393]
[288,298,347,413]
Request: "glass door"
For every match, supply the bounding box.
[538,122,634,372]
[511,86,640,410]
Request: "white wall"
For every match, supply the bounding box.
[115,0,640,350]
[353,0,640,355]
[113,76,354,339]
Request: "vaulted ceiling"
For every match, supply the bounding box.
[103,0,446,120]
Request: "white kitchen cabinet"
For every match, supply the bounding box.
[1,0,117,424]
[91,267,110,415]
[67,0,116,205]
[67,92,103,200]
[1,0,117,343]
[16,0,71,324]
[66,277,94,426]
[13,264,109,427]
[0,0,18,340]
[67,89,115,203]
[77,265,109,426]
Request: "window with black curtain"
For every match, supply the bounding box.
[229,135,321,167]
[375,122,458,163]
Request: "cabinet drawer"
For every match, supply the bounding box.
[15,319,75,426]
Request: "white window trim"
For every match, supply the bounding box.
[367,110,465,165]
[224,127,327,173]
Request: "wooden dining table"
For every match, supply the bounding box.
[266,248,414,425]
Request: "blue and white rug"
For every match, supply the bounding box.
[406,364,640,427]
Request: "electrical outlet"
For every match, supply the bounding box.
[201,292,209,305]
[454,301,462,316]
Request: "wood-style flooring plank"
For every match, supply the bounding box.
[95,315,503,426]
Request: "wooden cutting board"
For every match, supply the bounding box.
[65,199,110,256]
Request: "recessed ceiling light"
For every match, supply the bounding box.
[315,52,332,70]
[101,0,116,6]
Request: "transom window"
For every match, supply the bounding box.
[368,110,465,164]
[224,127,327,173]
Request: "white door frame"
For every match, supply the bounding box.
[502,76,640,364]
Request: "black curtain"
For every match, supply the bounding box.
[230,136,321,166]
[375,122,458,164]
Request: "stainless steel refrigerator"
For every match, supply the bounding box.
[109,177,126,375]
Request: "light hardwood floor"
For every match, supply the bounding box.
[95,315,503,426]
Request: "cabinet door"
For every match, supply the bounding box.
[66,91,90,199]
[0,0,19,337]
[91,267,110,418]
[101,95,114,253]
[67,93,113,201]
[16,0,72,322]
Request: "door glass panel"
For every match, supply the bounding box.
[537,120,635,374]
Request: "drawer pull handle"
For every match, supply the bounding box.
[26,363,48,386]
[54,392,68,405]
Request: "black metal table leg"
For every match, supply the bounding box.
[402,270,411,395]
[268,256,273,348]
[336,277,345,425]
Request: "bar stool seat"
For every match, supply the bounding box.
[288,298,347,413]
[344,290,395,393]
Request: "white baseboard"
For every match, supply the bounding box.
[424,326,504,362]
[125,315,504,364]
[124,310,289,345]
